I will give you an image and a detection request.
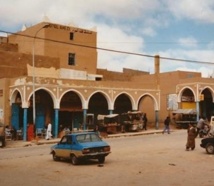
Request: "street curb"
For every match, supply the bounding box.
[3,129,174,148]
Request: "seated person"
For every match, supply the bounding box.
[63,126,70,134]
[5,125,11,135]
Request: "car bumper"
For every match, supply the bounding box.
[81,152,111,158]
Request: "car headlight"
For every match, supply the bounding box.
[82,148,90,154]
[104,146,110,152]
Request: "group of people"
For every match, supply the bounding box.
[161,115,212,151]
[186,116,212,151]
[42,115,214,147]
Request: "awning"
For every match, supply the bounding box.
[172,109,196,114]
[97,114,119,120]
[127,111,143,115]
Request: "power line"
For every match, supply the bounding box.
[0,29,214,65]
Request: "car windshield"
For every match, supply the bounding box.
[76,133,102,143]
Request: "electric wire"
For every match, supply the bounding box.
[0,29,214,65]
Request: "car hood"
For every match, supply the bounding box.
[202,137,214,142]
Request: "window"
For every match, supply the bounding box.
[68,53,75,65]
[60,136,67,144]
[76,133,101,143]
[70,32,74,40]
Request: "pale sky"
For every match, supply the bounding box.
[1,0,214,77]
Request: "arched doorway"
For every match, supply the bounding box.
[59,91,82,131]
[88,92,108,125]
[201,88,213,120]
[11,91,23,130]
[138,95,156,127]
[180,88,195,109]
[114,94,132,114]
[29,89,54,129]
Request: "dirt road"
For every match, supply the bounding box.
[0,130,213,186]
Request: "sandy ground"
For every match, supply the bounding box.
[1,129,213,186]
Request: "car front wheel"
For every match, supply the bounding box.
[71,155,79,165]
[206,143,214,154]
[52,152,60,161]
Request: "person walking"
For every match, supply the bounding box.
[186,123,197,151]
[196,116,205,137]
[162,116,170,134]
[142,113,148,130]
[46,121,52,140]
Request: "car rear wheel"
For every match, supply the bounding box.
[206,143,214,154]
[52,152,60,161]
[71,155,79,165]
[98,156,105,164]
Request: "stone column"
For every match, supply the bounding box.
[23,108,28,141]
[54,109,59,138]
[155,110,159,129]
[83,109,87,130]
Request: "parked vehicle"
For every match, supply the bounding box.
[172,109,197,129]
[97,114,120,134]
[50,132,111,165]
[200,116,214,154]
[121,111,144,132]
[200,137,214,154]
[0,122,5,147]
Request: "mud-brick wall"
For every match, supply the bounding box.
[97,68,149,81]
[0,43,18,52]
[0,78,11,125]
[0,45,60,79]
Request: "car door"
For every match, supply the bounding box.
[55,136,72,158]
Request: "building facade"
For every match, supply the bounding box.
[0,21,214,141]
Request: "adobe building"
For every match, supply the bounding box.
[0,21,214,141]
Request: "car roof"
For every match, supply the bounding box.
[65,131,96,136]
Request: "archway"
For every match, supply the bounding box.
[201,88,213,120]
[29,89,54,129]
[138,95,156,127]
[11,91,23,130]
[59,91,82,130]
[88,92,108,125]
[114,94,132,114]
[180,88,195,109]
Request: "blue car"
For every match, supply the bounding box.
[50,132,111,165]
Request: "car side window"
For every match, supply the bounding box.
[91,133,101,142]
[67,136,72,144]
[60,136,67,144]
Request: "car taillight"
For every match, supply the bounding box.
[82,148,90,154]
[104,146,110,152]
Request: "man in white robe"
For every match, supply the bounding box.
[46,122,52,140]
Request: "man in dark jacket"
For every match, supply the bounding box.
[162,116,170,134]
